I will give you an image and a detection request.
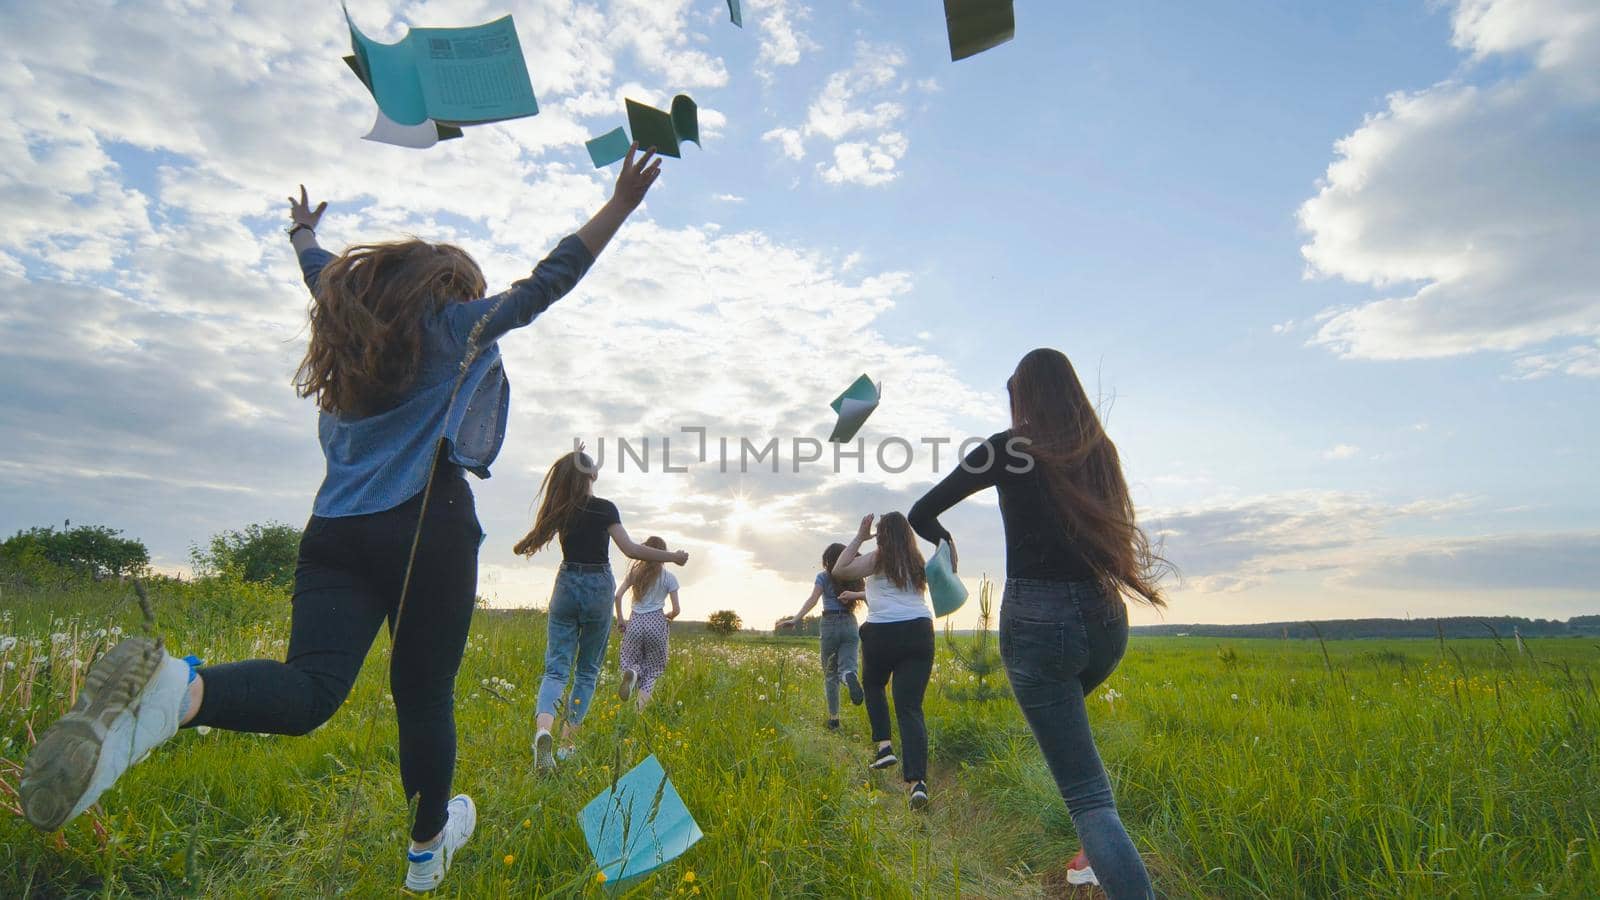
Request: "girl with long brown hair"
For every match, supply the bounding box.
[832,512,935,810]
[613,536,683,710]
[20,148,664,893]
[516,450,686,768]
[908,347,1166,899]
[781,542,867,730]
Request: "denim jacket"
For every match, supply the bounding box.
[298,235,594,517]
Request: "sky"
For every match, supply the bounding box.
[1,0,1596,628]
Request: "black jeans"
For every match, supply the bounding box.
[858,617,934,782]
[1000,578,1152,900]
[190,463,481,843]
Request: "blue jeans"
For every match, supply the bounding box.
[1000,578,1152,900]
[536,563,615,726]
[818,612,860,717]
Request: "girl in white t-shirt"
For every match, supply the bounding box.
[614,536,682,709]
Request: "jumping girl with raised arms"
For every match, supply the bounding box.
[614,536,682,710]
[515,451,686,767]
[908,347,1167,899]
[19,147,664,892]
[782,542,866,730]
[831,512,935,810]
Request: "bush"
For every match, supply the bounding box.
[707,610,742,636]
[0,524,149,580]
[191,522,301,589]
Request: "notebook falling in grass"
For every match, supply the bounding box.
[625,96,699,158]
[926,539,968,618]
[343,4,538,131]
[579,754,702,887]
[828,374,881,443]
[944,0,1015,62]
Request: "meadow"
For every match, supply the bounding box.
[2,573,1598,898]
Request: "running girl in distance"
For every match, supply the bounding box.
[614,536,682,710]
[515,450,687,767]
[781,542,867,730]
[832,512,934,810]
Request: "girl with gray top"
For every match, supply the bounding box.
[782,543,867,729]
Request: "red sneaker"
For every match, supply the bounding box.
[1066,849,1099,886]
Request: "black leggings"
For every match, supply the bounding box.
[189,464,481,842]
[859,617,934,782]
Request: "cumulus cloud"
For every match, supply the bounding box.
[1297,0,1600,376]
[1322,444,1360,461]
[764,42,913,187]
[753,0,817,76]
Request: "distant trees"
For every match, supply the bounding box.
[707,610,742,636]
[0,524,149,579]
[191,522,301,589]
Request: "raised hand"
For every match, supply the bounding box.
[287,184,327,231]
[856,514,875,542]
[672,550,689,566]
[611,143,662,211]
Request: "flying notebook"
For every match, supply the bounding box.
[343,57,464,148]
[625,96,700,158]
[343,4,538,130]
[944,0,1015,62]
[586,126,632,168]
[925,539,968,617]
[579,754,703,886]
[828,374,881,443]
[728,0,743,27]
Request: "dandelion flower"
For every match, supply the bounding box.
[596,872,608,884]
[504,854,515,865]
[1230,693,1239,701]
[684,871,697,883]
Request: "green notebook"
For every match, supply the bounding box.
[625,95,700,159]
[728,0,743,27]
[343,4,538,127]
[944,0,1015,62]
[828,374,881,443]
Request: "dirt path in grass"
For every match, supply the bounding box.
[789,713,1104,899]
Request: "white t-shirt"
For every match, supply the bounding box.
[863,573,931,624]
[630,571,679,615]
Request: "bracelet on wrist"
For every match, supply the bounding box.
[286,223,314,238]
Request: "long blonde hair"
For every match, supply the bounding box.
[294,239,486,417]
[873,513,927,593]
[628,536,668,603]
[1009,347,1170,606]
[513,451,595,556]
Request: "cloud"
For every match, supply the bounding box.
[1347,531,1600,591]
[1296,0,1600,375]
[764,42,913,187]
[1322,444,1360,460]
[753,0,817,76]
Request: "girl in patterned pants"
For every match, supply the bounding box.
[614,536,683,709]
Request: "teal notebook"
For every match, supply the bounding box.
[586,127,631,167]
[828,374,881,443]
[579,755,702,886]
[343,55,463,146]
[925,540,968,617]
[625,95,700,158]
[344,4,538,127]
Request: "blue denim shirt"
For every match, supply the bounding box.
[298,235,595,517]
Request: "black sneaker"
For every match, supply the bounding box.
[845,672,864,706]
[909,782,929,810]
[869,746,897,770]
[826,718,840,730]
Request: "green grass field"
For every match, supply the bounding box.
[3,575,1598,898]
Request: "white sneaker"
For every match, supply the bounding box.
[618,668,638,701]
[405,794,476,891]
[21,637,191,831]
[1066,849,1099,886]
[533,729,555,770]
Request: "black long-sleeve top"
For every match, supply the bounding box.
[907,431,1096,583]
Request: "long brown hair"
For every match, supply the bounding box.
[822,542,863,612]
[1009,347,1169,606]
[513,451,596,556]
[872,512,927,593]
[294,239,486,417]
[629,536,669,603]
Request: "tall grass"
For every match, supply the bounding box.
[2,575,1597,897]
